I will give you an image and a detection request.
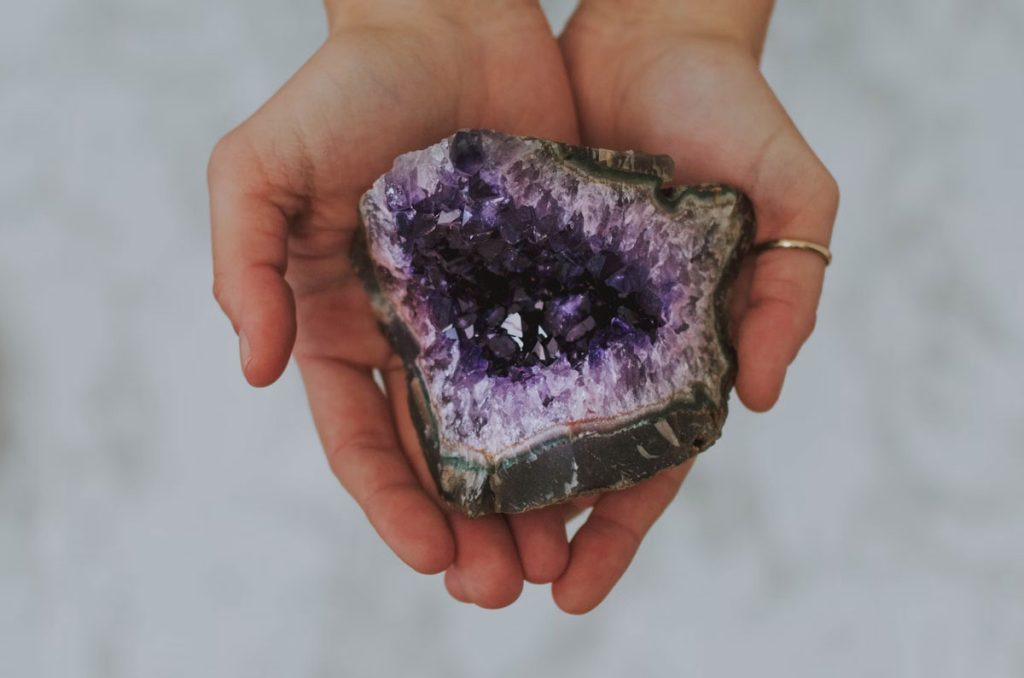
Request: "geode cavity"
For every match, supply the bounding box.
[353,130,754,516]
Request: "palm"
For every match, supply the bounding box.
[275,26,579,373]
[209,8,582,610]
[561,24,838,411]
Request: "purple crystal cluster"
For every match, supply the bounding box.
[356,130,754,515]
[393,131,665,381]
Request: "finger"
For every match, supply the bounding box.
[552,461,693,615]
[727,256,756,344]
[208,133,297,387]
[444,568,471,604]
[507,506,570,584]
[290,269,394,370]
[299,356,455,574]
[381,366,524,608]
[380,363,450,496]
[736,157,839,412]
[734,251,825,411]
[447,513,525,609]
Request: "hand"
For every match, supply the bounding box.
[549,0,839,611]
[208,0,579,608]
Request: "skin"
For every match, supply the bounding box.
[208,0,838,613]
[552,0,839,613]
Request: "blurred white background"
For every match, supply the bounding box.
[2,0,1023,676]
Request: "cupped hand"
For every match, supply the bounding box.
[549,1,839,611]
[208,0,579,609]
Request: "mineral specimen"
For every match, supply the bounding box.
[353,129,754,516]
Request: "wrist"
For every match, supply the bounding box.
[574,0,774,59]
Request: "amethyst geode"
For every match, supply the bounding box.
[353,130,754,516]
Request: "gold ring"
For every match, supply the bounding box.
[753,239,832,266]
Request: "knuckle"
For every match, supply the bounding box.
[586,512,641,552]
[327,431,392,471]
[211,275,231,310]
[799,309,818,340]
[771,280,817,339]
[211,276,242,333]
[815,165,841,214]
[325,432,412,507]
[361,479,409,517]
[207,130,244,187]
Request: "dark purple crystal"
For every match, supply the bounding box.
[390,164,666,379]
[449,130,485,175]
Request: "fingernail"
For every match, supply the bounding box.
[239,331,252,372]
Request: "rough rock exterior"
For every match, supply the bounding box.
[353,129,754,516]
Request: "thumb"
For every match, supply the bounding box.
[208,132,297,387]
